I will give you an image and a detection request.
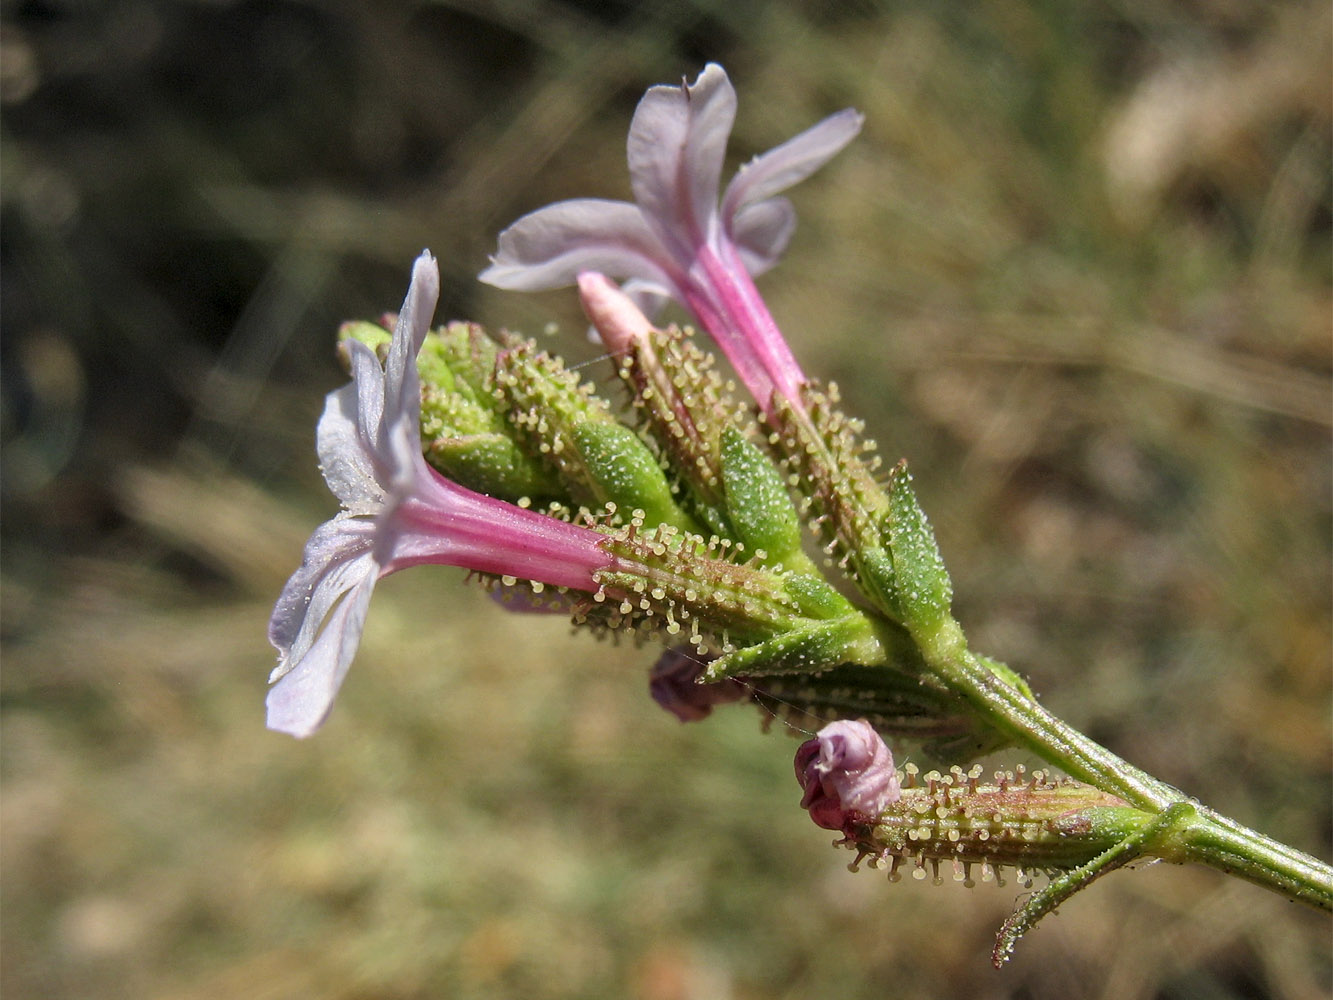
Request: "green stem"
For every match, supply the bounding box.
[1177,807,1333,911]
[897,616,1333,914]
[913,619,1178,809]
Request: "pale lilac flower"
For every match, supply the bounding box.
[480,63,862,417]
[267,252,613,738]
[795,719,900,829]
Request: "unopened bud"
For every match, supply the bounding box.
[796,720,901,830]
[649,647,747,722]
[578,271,655,355]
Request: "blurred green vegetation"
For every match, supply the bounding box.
[2,1,1329,998]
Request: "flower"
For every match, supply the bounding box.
[795,719,900,829]
[267,252,613,738]
[480,63,862,417]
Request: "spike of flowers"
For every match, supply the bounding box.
[268,64,1333,968]
[267,253,616,738]
[481,63,863,419]
[269,255,892,737]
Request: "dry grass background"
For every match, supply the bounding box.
[2,2,1330,998]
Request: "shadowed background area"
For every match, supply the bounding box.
[2,2,1329,997]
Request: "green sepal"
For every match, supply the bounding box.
[884,460,953,633]
[571,422,693,530]
[703,616,881,681]
[431,321,500,401]
[719,426,804,563]
[340,319,393,356]
[781,572,854,620]
[852,544,900,622]
[493,338,702,529]
[426,434,556,501]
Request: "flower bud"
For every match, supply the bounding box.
[578,271,655,355]
[648,647,747,722]
[795,720,901,830]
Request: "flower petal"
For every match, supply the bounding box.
[266,567,379,738]
[317,363,385,513]
[721,108,863,224]
[730,197,796,276]
[627,63,736,259]
[268,515,378,681]
[479,199,678,293]
[381,251,440,489]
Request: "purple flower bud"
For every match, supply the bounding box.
[649,647,748,722]
[795,720,900,829]
[795,739,849,830]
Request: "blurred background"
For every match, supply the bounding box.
[2,1,1329,997]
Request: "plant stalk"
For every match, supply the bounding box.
[898,617,1333,912]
